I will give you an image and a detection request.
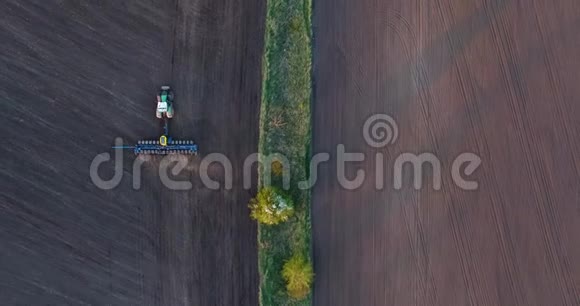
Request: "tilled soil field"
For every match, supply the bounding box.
[0,1,264,305]
[312,0,580,305]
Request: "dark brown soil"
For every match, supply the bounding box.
[0,0,264,305]
[312,0,580,305]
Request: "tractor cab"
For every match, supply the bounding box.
[157,101,168,113]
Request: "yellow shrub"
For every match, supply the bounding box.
[271,160,284,177]
[249,187,294,225]
[282,254,314,300]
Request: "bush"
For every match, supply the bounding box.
[282,253,314,300]
[249,187,294,225]
[271,160,284,177]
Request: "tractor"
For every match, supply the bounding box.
[113,85,198,155]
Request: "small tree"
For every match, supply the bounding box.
[249,187,294,225]
[282,253,314,300]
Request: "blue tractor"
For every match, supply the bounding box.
[114,86,198,155]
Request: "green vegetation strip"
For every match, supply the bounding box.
[257,0,313,305]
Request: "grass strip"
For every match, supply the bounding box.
[257,0,313,305]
